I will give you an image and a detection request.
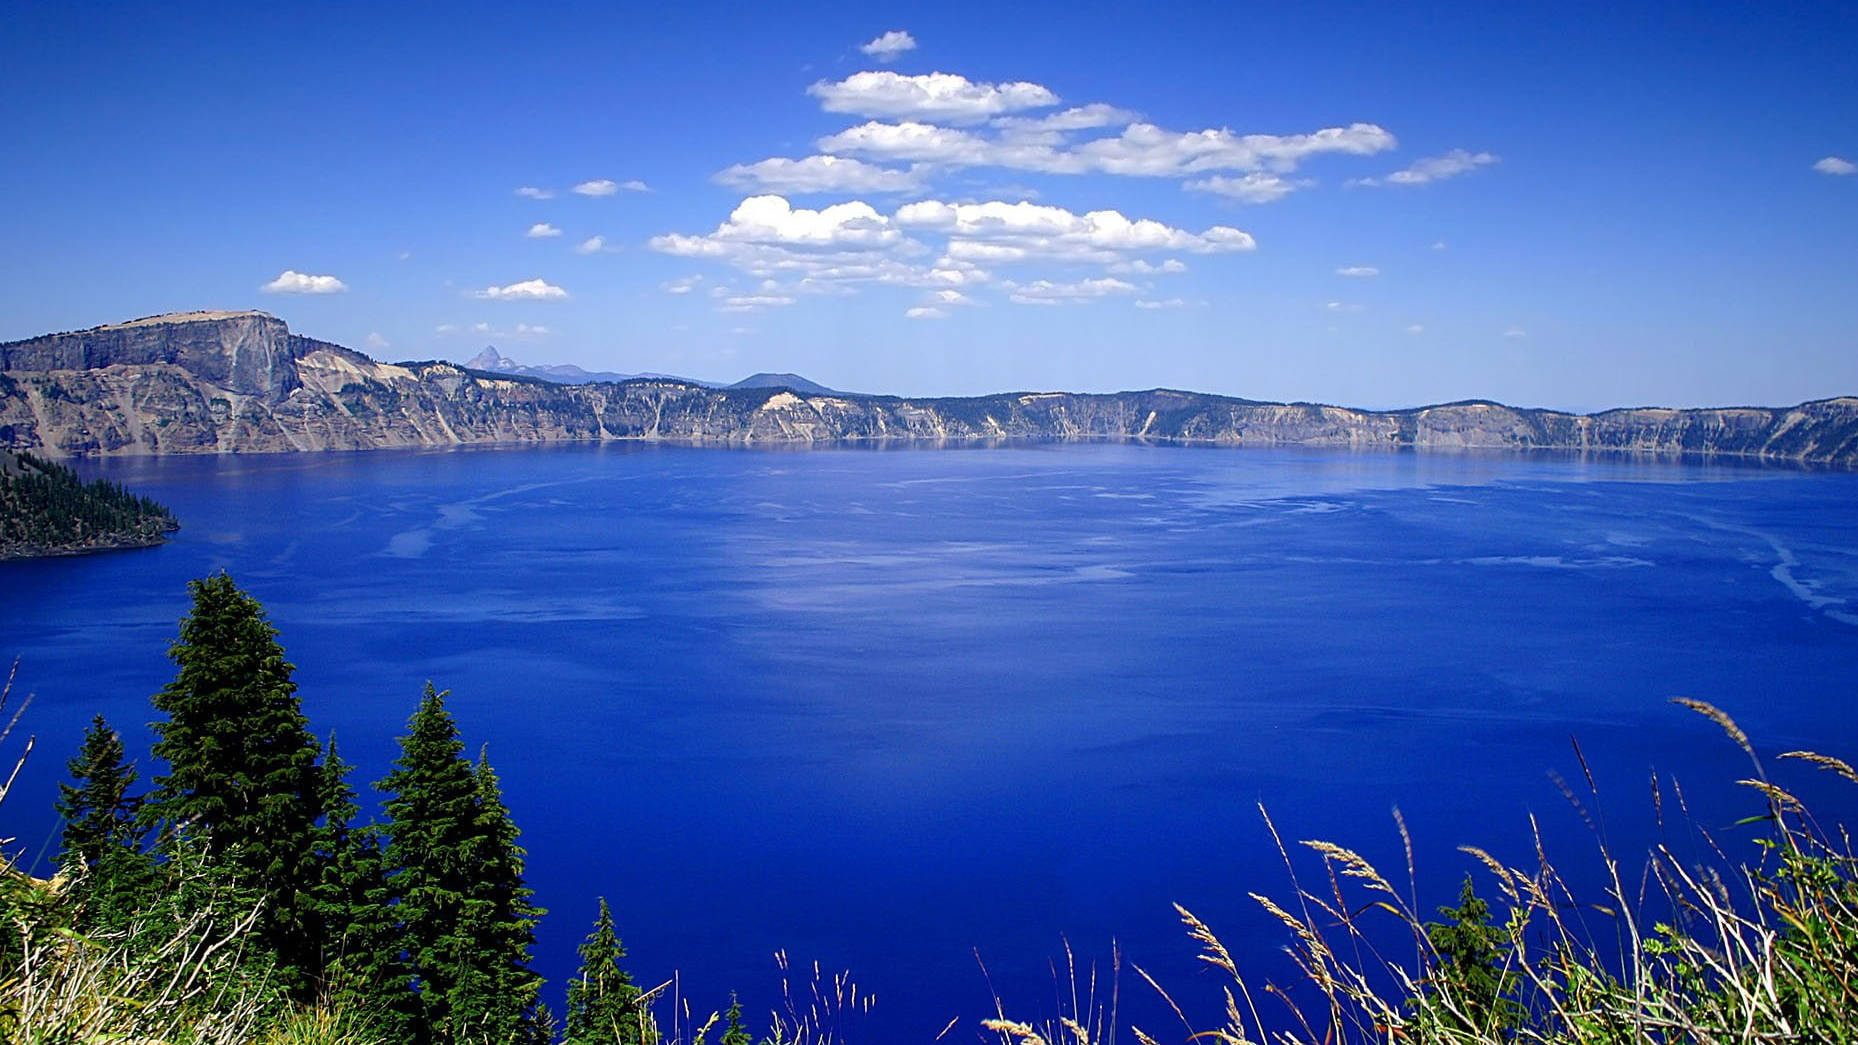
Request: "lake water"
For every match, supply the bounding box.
[6,442,1858,1040]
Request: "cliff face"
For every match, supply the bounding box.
[3,312,1856,465]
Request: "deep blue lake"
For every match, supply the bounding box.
[6,442,1858,1040]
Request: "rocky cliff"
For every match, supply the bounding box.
[3,312,1856,465]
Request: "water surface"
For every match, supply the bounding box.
[7,443,1857,1038]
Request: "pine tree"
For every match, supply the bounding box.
[145,572,325,987]
[461,748,546,1042]
[377,683,543,1044]
[56,714,140,870]
[721,992,751,1045]
[308,735,391,1008]
[565,897,649,1045]
[53,714,155,929]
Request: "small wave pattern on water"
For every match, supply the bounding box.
[7,443,1858,1039]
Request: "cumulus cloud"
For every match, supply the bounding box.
[822,118,1394,179]
[715,155,925,194]
[527,223,563,238]
[262,270,347,294]
[365,332,390,350]
[1134,298,1187,310]
[1185,172,1306,203]
[475,278,568,301]
[662,275,704,294]
[1354,149,1498,187]
[515,186,554,199]
[896,199,1253,262]
[904,306,947,320]
[809,71,1058,123]
[652,195,904,255]
[1503,326,1527,338]
[993,103,1138,136]
[1110,258,1188,275]
[1336,265,1379,277]
[860,30,917,61]
[574,179,649,197]
[1005,277,1139,305]
[1815,156,1856,175]
[1325,301,1363,312]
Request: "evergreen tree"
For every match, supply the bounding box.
[53,715,155,929]
[462,748,546,1041]
[721,992,751,1045]
[1418,876,1521,1037]
[377,683,543,1044]
[564,897,649,1045]
[145,572,325,987]
[55,714,140,870]
[308,735,390,1008]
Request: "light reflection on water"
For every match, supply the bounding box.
[6,441,1857,1039]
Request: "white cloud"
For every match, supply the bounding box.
[1325,301,1363,312]
[1005,277,1139,305]
[1185,172,1306,203]
[808,71,1058,123]
[930,289,974,305]
[1355,149,1498,187]
[1134,298,1187,310]
[1431,240,1448,251]
[475,278,569,301]
[1336,265,1379,277]
[652,195,905,256]
[527,222,563,238]
[992,103,1138,136]
[896,199,1254,262]
[573,179,648,197]
[577,236,610,254]
[904,306,947,320]
[262,270,347,294]
[1814,156,1856,175]
[1503,326,1527,338]
[515,186,554,199]
[818,120,991,164]
[715,155,925,194]
[1073,122,1396,176]
[662,275,704,294]
[1406,324,1425,334]
[1110,258,1188,275]
[859,30,917,61]
[365,332,390,350]
[822,118,1394,179]
[719,294,797,313]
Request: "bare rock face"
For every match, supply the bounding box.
[2,311,1856,465]
[0,311,302,401]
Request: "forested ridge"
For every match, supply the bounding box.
[0,574,664,1044]
[0,448,177,559]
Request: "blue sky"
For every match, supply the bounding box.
[2,0,1854,410]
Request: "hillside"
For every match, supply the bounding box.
[0,448,177,558]
[2,311,1856,464]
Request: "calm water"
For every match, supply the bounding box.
[7,443,1858,1039]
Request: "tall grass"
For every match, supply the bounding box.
[997,698,1858,1045]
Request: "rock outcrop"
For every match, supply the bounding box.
[3,312,1856,465]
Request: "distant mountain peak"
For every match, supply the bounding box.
[729,372,843,396]
[465,345,513,371]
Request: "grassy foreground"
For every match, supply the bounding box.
[4,671,1853,1043]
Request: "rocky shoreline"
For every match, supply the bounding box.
[4,311,1856,466]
